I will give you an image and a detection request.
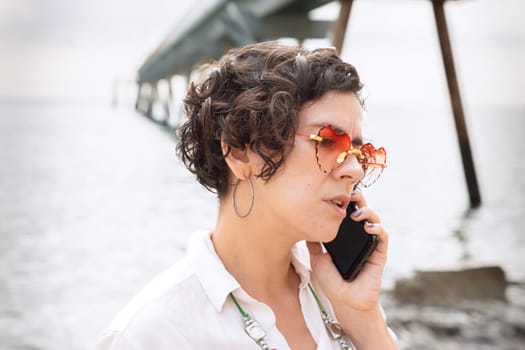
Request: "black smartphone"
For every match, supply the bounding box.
[322,203,378,281]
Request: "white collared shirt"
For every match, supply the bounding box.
[96,231,360,350]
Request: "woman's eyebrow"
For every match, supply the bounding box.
[306,123,363,145]
[329,124,364,146]
[352,137,364,146]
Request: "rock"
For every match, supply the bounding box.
[506,306,525,336]
[393,266,507,305]
[384,275,525,349]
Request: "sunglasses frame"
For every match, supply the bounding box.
[296,125,387,187]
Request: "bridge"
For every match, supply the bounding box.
[134,0,481,208]
[134,0,340,121]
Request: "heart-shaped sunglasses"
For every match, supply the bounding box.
[296,125,387,187]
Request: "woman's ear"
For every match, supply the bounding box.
[221,140,252,180]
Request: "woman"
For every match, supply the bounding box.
[97,41,396,349]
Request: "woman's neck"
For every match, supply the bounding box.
[212,208,300,302]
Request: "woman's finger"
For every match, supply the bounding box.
[349,206,381,224]
[363,222,389,263]
[350,191,367,208]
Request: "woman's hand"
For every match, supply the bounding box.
[308,191,388,309]
[307,191,396,349]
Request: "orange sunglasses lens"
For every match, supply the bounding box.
[315,125,351,173]
[360,143,387,187]
[299,125,387,187]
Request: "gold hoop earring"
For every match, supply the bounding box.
[232,178,254,218]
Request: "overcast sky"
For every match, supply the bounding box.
[0,0,523,107]
[0,0,194,102]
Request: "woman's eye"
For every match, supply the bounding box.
[319,137,336,148]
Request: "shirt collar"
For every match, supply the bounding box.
[188,231,313,312]
[290,241,313,289]
[187,231,240,313]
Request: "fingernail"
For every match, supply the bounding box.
[351,210,362,218]
[366,222,375,228]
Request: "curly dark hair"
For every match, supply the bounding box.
[177,41,363,198]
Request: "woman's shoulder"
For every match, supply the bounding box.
[113,258,197,324]
[96,256,209,349]
[96,231,232,349]
[98,232,215,349]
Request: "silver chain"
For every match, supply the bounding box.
[230,283,351,349]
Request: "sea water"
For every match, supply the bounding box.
[0,100,523,349]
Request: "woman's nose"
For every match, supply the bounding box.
[333,151,365,183]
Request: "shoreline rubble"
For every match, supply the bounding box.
[383,265,525,349]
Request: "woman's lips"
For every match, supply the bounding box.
[324,199,347,217]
